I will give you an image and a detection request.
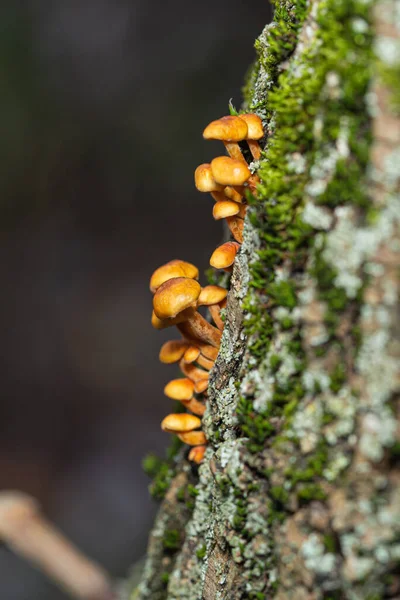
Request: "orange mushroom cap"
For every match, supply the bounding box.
[194,379,209,394]
[183,346,201,363]
[188,445,206,464]
[210,242,240,270]
[194,163,224,193]
[178,431,207,446]
[153,277,201,320]
[161,413,202,433]
[203,116,248,142]
[239,113,264,140]
[212,200,240,220]
[198,285,228,306]
[150,260,199,293]
[210,156,251,186]
[159,340,189,363]
[164,378,194,401]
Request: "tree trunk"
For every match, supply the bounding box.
[127,0,400,598]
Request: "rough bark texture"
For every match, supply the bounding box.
[126,1,400,598]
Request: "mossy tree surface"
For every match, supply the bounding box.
[128,1,400,599]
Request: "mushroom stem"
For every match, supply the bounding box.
[226,216,244,244]
[179,358,209,383]
[0,492,115,600]
[178,313,222,348]
[208,304,224,330]
[182,398,206,416]
[248,140,261,160]
[223,141,247,164]
[196,354,214,371]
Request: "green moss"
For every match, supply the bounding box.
[160,572,170,585]
[378,62,400,115]
[196,545,207,560]
[162,529,181,552]
[268,280,297,309]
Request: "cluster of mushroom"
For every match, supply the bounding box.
[195,113,263,254]
[151,260,227,464]
[151,113,263,464]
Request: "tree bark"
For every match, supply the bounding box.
[127,1,400,598]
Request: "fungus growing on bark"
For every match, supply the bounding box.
[239,113,264,160]
[198,285,228,331]
[179,358,209,383]
[194,163,225,193]
[161,413,202,433]
[212,200,240,220]
[164,378,195,401]
[203,115,248,163]
[183,345,201,363]
[0,491,115,600]
[153,277,222,348]
[159,339,189,364]
[210,156,251,187]
[188,445,206,464]
[182,398,206,417]
[194,379,209,394]
[178,431,207,446]
[210,241,241,270]
[150,260,199,293]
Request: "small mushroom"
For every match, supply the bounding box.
[198,285,228,331]
[179,358,209,383]
[212,200,240,220]
[203,116,248,163]
[224,186,244,203]
[182,397,206,416]
[210,241,240,271]
[151,308,196,330]
[226,215,244,243]
[178,431,207,446]
[153,278,222,348]
[159,340,189,364]
[194,379,209,394]
[0,491,115,600]
[194,163,224,193]
[183,345,201,363]
[188,445,206,464]
[210,156,251,187]
[239,113,264,160]
[161,413,202,433]
[164,378,195,401]
[150,260,199,293]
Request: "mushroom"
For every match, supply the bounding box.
[226,216,244,243]
[203,116,248,163]
[179,358,209,383]
[210,241,241,271]
[0,491,115,600]
[164,378,205,416]
[159,339,189,364]
[211,155,258,195]
[161,413,202,433]
[188,445,206,464]
[153,277,222,348]
[194,379,209,394]
[150,259,199,293]
[198,285,228,331]
[164,378,195,401]
[182,397,206,417]
[183,346,201,363]
[212,200,240,221]
[239,113,264,160]
[178,431,207,446]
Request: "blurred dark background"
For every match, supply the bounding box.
[0,1,270,598]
